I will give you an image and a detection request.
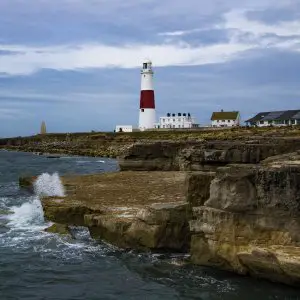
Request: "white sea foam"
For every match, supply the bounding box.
[1,173,109,262]
[33,172,65,197]
[8,196,45,229]
[7,173,64,230]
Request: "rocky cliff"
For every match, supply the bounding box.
[2,127,300,159]
[118,138,300,171]
[190,152,300,285]
[14,128,300,286]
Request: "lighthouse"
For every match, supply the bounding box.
[139,59,156,131]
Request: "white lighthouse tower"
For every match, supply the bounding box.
[138,59,156,131]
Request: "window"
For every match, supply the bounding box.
[222,120,225,122]
[141,109,144,112]
[173,119,175,122]
[178,125,181,128]
[260,121,264,124]
[291,120,296,125]
[162,119,165,122]
[163,125,165,128]
[178,118,181,122]
[217,120,219,123]
[227,120,230,123]
[143,63,147,69]
[173,125,175,128]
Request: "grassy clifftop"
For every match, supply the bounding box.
[1,126,300,157]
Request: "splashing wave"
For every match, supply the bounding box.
[33,172,65,197]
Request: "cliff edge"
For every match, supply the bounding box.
[190,152,300,286]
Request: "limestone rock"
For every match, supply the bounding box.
[85,202,191,251]
[190,158,300,286]
[184,171,216,207]
[118,139,300,171]
[41,171,191,251]
[45,223,71,235]
[204,165,257,212]
[19,176,37,190]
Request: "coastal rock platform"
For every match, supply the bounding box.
[41,171,193,251]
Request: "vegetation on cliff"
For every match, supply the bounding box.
[1,126,300,158]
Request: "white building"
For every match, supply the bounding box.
[154,113,199,129]
[245,110,300,127]
[115,125,133,132]
[211,110,240,127]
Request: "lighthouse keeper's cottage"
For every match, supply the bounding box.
[211,110,240,127]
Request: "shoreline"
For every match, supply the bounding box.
[0,147,115,159]
[6,129,300,287]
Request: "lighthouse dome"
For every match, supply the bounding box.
[143,58,152,64]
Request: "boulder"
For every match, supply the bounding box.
[19,176,37,190]
[45,223,71,235]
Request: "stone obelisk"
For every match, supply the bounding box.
[40,121,47,135]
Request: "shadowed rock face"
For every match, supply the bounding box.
[190,156,300,286]
[119,139,300,171]
[19,176,37,191]
[86,202,191,251]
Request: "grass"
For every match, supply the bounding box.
[1,126,300,158]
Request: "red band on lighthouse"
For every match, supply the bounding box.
[140,90,155,109]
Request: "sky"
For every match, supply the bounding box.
[0,0,300,136]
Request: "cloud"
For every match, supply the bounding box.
[0,108,32,120]
[0,41,254,75]
[223,9,300,38]
[0,2,298,76]
[158,28,207,37]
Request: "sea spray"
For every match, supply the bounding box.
[33,172,65,197]
[9,196,44,228]
[8,173,65,229]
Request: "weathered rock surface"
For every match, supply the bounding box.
[45,223,72,235]
[190,154,300,286]
[40,171,192,251]
[119,138,300,171]
[19,176,37,191]
[184,171,216,207]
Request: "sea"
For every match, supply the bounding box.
[0,150,299,300]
